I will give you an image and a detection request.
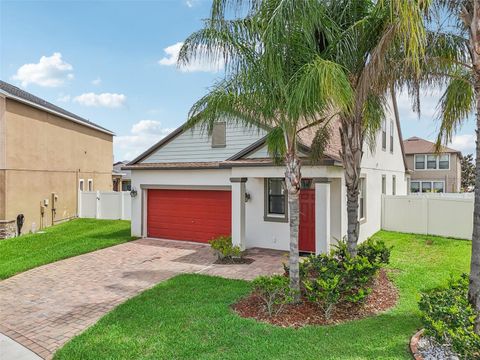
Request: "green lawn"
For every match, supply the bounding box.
[0,218,133,279]
[54,231,471,360]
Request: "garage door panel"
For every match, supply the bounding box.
[147,189,232,243]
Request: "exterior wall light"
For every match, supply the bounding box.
[130,187,138,198]
[245,192,251,202]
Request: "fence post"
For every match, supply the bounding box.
[96,191,101,219]
[121,192,125,220]
[78,191,82,218]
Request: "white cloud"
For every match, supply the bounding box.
[448,134,476,155]
[73,92,126,108]
[158,42,224,73]
[12,52,74,87]
[114,120,174,160]
[57,94,71,103]
[91,77,102,86]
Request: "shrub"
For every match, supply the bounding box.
[419,274,480,359]
[208,235,241,260]
[299,238,391,319]
[252,275,296,317]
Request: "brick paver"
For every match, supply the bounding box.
[0,239,285,359]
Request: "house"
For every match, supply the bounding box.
[403,136,462,193]
[124,106,408,254]
[0,80,114,238]
[112,160,131,191]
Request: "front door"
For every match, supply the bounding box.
[299,188,315,252]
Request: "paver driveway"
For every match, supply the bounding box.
[0,238,286,359]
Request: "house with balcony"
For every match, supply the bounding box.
[403,136,462,193]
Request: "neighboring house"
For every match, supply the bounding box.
[112,160,131,191]
[125,104,408,254]
[403,136,462,193]
[0,80,114,238]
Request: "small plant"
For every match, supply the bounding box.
[298,238,390,319]
[419,274,480,359]
[209,235,242,261]
[252,275,296,317]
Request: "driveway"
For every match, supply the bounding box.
[0,238,285,359]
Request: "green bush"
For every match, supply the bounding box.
[299,238,390,319]
[208,236,241,260]
[419,274,480,359]
[252,275,296,317]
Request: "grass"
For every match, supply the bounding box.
[54,231,471,360]
[0,218,133,279]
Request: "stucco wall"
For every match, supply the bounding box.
[2,99,113,233]
[405,153,461,192]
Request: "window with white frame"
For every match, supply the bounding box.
[414,154,450,170]
[264,178,288,222]
[392,175,396,195]
[88,179,93,191]
[79,179,84,192]
[359,177,366,221]
[381,119,387,151]
[390,120,394,153]
[410,180,445,193]
[381,175,386,194]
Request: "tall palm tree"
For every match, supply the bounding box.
[420,0,480,333]
[178,0,428,293]
[178,2,352,296]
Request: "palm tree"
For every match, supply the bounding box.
[178,1,352,296]
[419,0,480,333]
[178,0,428,292]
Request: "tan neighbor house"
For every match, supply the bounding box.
[403,136,462,193]
[0,80,114,238]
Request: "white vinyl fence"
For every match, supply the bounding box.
[78,191,131,220]
[381,194,473,240]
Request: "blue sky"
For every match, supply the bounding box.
[0,0,475,161]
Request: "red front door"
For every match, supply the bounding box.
[299,189,315,252]
[147,189,231,243]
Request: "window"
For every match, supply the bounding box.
[422,182,432,192]
[415,155,425,170]
[392,175,396,195]
[410,180,445,193]
[88,179,93,192]
[427,155,437,169]
[79,179,84,192]
[264,178,288,222]
[382,175,386,195]
[211,122,226,148]
[411,181,420,193]
[433,181,445,193]
[382,119,387,150]
[414,154,450,170]
[439,154,450,169]
[359,177,366,221]
[122,180,132,191]
[390,120,394,153]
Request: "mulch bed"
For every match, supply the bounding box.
[214,257,255,265]
[232,268,398,327]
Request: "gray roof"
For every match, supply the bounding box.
[0,80,114,135]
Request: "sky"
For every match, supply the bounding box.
[0,0,476,161]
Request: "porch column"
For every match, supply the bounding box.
[315,180,331,254]
[230,177,247,250]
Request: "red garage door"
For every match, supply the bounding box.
[147,189,232,243]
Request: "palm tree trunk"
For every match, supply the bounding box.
[285,152,301,301]
[469,2,480,335]
[340,117,363,257]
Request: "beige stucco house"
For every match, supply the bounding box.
[0,80,114,238]
[403,136,462,193]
